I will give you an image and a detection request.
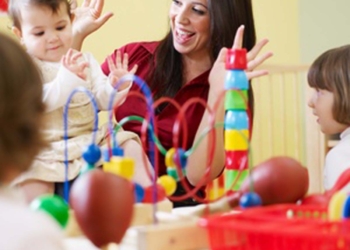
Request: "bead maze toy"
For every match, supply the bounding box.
[28,48,350,250]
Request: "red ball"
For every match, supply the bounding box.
[240,156,309,205]
[70,169,134,247]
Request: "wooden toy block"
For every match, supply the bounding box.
[131,199,173,226]
[119,220,209,250]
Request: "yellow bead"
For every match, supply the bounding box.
[328,190,347,221]
[165,148,176,168]
[157,175,177,196]
[103,156,134,180]
[207,187,225,201]
[224,129,249,150]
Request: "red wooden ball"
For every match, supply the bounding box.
[70,169,134,247]
[240,156,309,205]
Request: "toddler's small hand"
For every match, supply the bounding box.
[62,49,89,80]
[108,51,138,90]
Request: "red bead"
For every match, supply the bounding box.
[142,184,166,203]
[225,150,248,170]
[225,49,247,70]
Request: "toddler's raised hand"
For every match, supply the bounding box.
[62,49,89,80]
[107,51,138,90]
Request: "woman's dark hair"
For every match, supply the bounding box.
[147,0,256,112]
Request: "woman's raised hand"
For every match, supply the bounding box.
[234,26,273,80]
[71,0,113,47]
[209,25,273,90]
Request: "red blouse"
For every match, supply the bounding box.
[101,41,210,177]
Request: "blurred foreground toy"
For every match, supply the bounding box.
[30,194,69,228]
[69,169,134,248]
[301,168,350,207]
[174,156,309,217]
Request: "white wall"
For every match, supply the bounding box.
[299,0,350,63]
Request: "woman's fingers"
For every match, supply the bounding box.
[247,38,269,62]
[246,69,269,80]
[232,25,244,49]
[247,51,273,72]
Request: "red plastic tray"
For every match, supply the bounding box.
[199,204,350,250]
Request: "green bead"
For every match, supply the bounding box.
[225,169,248,191]
[30,194,69,228]
[166,168,187,181]
[167,168,179,181]
[80,163,95,175]
[225,90,248,110]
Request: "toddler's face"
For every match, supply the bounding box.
[308,88,347,134]
[15,3,72,62]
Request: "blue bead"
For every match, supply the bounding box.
[174,148,187,169]
[342,195,350,218]
[112,147,124,156]
[225,70,248,90]
[82,144,101,164]
[102,147,124,162]
[225,110,249,129]
[239,192,262,208]
[134,183,145,203]
[102,149,111,161]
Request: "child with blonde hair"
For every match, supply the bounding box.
[0,32,65,249]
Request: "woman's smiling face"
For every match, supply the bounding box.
[169,0,210,59]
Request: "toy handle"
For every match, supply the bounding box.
[326,168,350,196]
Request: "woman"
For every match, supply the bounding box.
[72,0,272,206]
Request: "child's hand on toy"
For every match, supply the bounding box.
[62,49,89,80]
[107,50,138,90]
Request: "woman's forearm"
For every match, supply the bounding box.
[186,89,225,186]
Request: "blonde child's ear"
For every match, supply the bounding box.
[11,26,23,42]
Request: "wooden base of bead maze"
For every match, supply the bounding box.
[119,218,208,250]
[65,199,211,250]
